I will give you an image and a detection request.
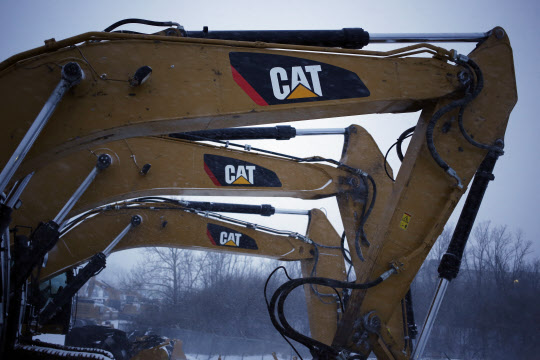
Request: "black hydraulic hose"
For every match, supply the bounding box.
[384,141,399,182]
[353,176,368,261]
[384,127,415,182]
[268,269,396,355]
[353,174,377,261]
[425,96,471,178]
[425,58,484,187]
[263,267,304,360]
[273,276,386,355]
[110,30,145,35]
[456,61,502,153]
[104,18,181,32]
[396,126,416,162]
[341,231,353,266]
[361,175,377,234]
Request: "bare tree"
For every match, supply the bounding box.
[119,247,207,305]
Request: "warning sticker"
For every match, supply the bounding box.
[400,213,412,230]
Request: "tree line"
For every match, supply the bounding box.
[111,222,539,359]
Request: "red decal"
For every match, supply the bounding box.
[207,228,217,245]
[204,162,221,186]
[231,66,268,106]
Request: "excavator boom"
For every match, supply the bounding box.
[0,21,517,360]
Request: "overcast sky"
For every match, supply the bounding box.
[1,0,538,273]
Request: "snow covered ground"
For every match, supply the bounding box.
[185,355,376,360]
[186,355,303,360]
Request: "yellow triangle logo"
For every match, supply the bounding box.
[287,84,318,99]
[225,240,238,246]
[233,176,251,185]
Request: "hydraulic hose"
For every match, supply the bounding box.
[268,268,396,356]
[104,18,182,32]
[425,58,484,188]
[396,126,416,162]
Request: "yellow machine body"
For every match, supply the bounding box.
[0,25,517,359]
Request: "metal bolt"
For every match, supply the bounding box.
[131,215,143,227]
[62,62,84,84]
[96,154,112,170]
[363,311,382,333]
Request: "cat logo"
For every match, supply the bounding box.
[220,231,242,247]
[207,223,258,250]
[203,154,282,187]
[229,52,370,106]
[270,65,322,100]
[225,165,256,185]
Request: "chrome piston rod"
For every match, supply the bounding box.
[103,215,143,256]
[411,278,450,359]
[0,62,83,195]
[370,32,489,43]
[295,128,346,136]
[54,154,112,227]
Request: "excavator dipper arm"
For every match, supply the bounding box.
[42,205,346,346]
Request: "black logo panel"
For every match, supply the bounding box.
[230,52,370,105]
[206,223,258,250]
[204,154,282,187]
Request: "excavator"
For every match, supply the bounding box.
[0,19,516,359]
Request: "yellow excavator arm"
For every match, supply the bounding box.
[0,21,517,360]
